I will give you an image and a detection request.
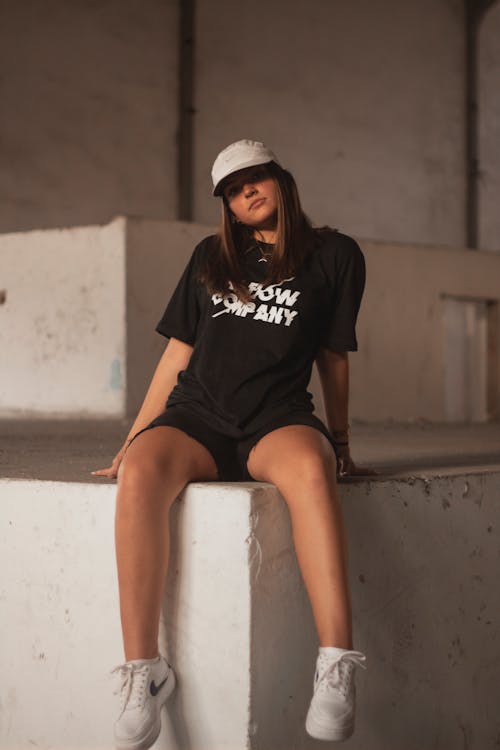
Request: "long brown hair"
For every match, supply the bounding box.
[197,161,328,305]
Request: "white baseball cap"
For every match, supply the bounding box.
[211,139,280,196]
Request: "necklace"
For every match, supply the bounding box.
[247,240,274,263]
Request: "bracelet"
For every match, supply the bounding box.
[331,424,350,438]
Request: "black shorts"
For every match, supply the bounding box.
[127,404,337,482]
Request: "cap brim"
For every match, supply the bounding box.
[212,157,275,196]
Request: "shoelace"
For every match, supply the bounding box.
[315,650,367,697]
[110,663,149,714]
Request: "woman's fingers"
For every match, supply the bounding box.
[336,453,354,476]
[91,466,116,478]
[90,450,124,478]
[337,456,380,477]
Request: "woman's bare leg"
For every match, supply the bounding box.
[246,425,352,648]
[115,426,219,661]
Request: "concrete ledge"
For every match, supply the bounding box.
[1,470,499,749]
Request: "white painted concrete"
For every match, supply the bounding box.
[1,471,499,749]
[0,218,214,418]
[0,479,253,750]
[0,218,127,416]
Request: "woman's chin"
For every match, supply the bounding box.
[245,211,278,231]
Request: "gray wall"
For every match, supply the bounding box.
[0,0,178,232]
[195,0,466,247]
[0,0,499,249]
[479,1,500,250]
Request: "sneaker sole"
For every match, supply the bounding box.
[115,666,177,750]
[305,701,354,742]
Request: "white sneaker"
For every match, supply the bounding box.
[111,655,176,750]
[305,648,366,741]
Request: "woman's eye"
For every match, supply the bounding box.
[225,168,266,198]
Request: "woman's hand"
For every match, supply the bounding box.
[334,442,379,478]
[91,442,129,479]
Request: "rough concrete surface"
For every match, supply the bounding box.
[1,417,499,484]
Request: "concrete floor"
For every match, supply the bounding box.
[1,417,499,484]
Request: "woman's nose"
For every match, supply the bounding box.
[244,183,257,197]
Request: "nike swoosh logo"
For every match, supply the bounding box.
[150,674,169,696]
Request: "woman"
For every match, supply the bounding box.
[93,139,372,749]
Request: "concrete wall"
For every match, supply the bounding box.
[351,238,500,422]
[479,2,500,250]
[0,217,214,418]
[1,0,499,250]
[0,218,127,416]
[0,0,178,234]
[2,218,499,422]
[195,0,466,248]
[1,470,499,748]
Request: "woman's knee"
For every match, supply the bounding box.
[272,447,337,488]
[117,436,182,493]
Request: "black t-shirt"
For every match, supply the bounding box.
[155,229,366,437]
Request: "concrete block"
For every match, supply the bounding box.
[0,217,214,419]
[1,469,499,749]
[0,479,318,750]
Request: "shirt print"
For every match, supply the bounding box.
[210,278,300,327]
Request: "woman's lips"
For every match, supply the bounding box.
[250,198,266,210]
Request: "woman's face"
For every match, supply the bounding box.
[222,165,278,232]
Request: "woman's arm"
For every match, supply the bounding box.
[122,337,194,447]
[315,347,350,437]
[315,346,378,477]
[91,337,193,477]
